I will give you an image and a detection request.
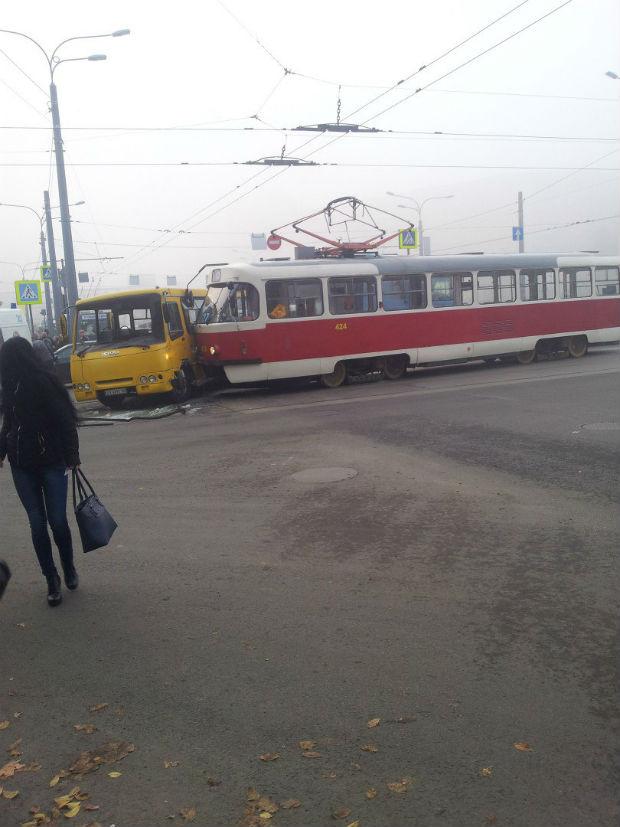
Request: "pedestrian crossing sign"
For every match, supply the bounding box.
[40,264,52,281]
[14,280,43,305]
[399,228,418,249]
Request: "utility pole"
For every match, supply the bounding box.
[38,228,55,335]
[517,191,524,253]
[50,82,78,320]
[44,190,63,336]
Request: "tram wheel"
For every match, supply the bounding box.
[516,348,537,365]
[383,355,408,380]
[320,362,347,388]
[567,335,588,358]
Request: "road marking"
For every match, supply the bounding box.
[228,364,620,416]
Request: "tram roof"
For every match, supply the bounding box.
[211,253,617,281]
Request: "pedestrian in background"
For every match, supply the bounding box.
[0,336,81,607]
[32,332,55,370]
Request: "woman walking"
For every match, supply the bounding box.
[0,336,80,606]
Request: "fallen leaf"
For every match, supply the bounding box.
[246,788,260,801]
[49,774,62,787]
[13,712,22,719]
[0,721,9,730]
[302,751,321,759]
[164,761,180,768]
[259,753,280,762]
[365,788,378,800]
[513,742,533,752]
[2,788,20,799]
[23,763,42,772]
[73,724,97,735]
[386,777,414,794]
[68,740,135,775]
[322,771,338,780]
[83,803,100,811]
[259,815,272,822]
[7,738,23,757]
[61,801,80,818]
[298,740,316,750]
[16,623,27,628]
[347,822,360,827]
[107,771,122,778]
[360,744,378,753]
[88,704,108,714]
[280,799,301,809]
[480,767,493,777]
[350,762,361,771]
[257,796,279,815]
[179,807,197,822]
[0,760,25,779]
[332,807,351,819]
[54,793,76,808]
[366,718,380,729]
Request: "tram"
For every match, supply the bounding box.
[194,253,620,387]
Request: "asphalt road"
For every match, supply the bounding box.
[1,348,619,827]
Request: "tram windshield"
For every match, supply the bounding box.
[200,283,260,323]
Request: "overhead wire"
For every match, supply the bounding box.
[0,47,48,96]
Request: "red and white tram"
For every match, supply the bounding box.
[194,253,620,387]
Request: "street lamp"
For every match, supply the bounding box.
[0,200,86,334]
[0,27,129,322]
[605,70,619,80]
[386,191,454,256]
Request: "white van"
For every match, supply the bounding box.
[0,308,32,345]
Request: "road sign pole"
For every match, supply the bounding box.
[418,215,424,256]
[39,229,55,336]
[27,304,35,337]
[517,191,524,253]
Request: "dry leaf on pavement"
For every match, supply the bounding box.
[73,724,98,735]
[61,801,81,818]
[332,807,351,819]
[347,822,360,827]
[386,777,414,794]
[365,788,378,800]
[164,761,180,768]
[246,788,260,801]
[83,803,100,811]
[259,753,280,762]
[513,742,533,752]
[257,796,279,814]
[301,751,321,759]
[280,799,301,809]
[480,767,493,777]
[0,760,25,779]
[366,718,380,729]
[7,739,23,757]
[179,807,197,822]
[107,771,122,778]
[360,744,378,753]
[1,788,20,799]
[322,771,338,780]
[68,741,135,776]
[0,721,9,731]
[298,740,316,750]
[88,704,108,714]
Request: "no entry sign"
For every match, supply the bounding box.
[267,234,282,251]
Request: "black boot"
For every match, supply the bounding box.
[62,562,79,591]
[46,573,62,607]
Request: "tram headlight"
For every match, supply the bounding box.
[139,375,148,384]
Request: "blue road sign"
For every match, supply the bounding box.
[399,228,419,249]
[512,226,524,241]
[14,280,42,305]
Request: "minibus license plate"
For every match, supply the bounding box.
[105,388,127,397]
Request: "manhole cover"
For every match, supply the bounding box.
[291,467,358,483]
[581,422,620,432]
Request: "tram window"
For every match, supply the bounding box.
[382,275,427,311]
[595,267,620,296]
[520,269,556,301]
[266,279,323,319]
[431,273,473,307]
[560,268,592,299]
[328,277,378,315]
[205,283,260,322]
[477,270,516,304]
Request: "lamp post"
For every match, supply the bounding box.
[605,71,619,79]
[0,28,129,325]
[386,191,454,255]
[0,199,85,335]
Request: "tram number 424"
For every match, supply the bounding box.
[335,322,348,331]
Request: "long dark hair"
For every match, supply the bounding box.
[0,336,77,421]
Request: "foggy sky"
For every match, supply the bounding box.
[1,0,619,313]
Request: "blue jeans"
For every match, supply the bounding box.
[11,464,74,578]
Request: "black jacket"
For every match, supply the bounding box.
[0,374,80,469]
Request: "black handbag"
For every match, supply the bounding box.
[72,468,117,552]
